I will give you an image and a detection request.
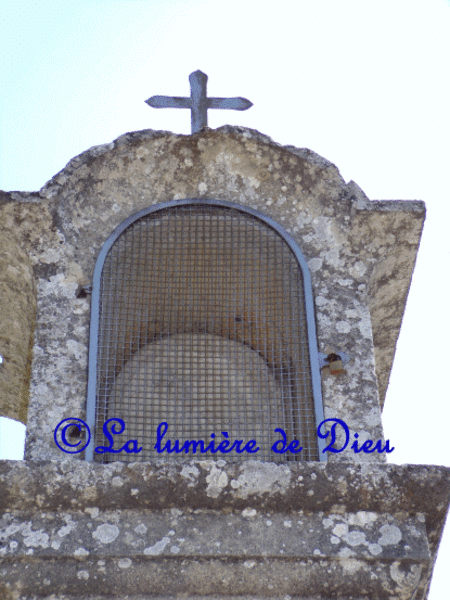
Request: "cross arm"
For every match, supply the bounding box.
[208,97,253,111]
[145,96,191,109]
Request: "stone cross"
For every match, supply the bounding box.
[145,70,253,134]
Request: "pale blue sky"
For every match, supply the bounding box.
[1,1,450,596]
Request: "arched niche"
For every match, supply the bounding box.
[86,199,325,462]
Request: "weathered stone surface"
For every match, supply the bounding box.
[0,126,425,463]
[0,508,429,561]
[0,229,36,423]
[348,198,425,406]
[1,459,449,599]
[0,556,428,599]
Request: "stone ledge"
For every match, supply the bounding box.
[1,460,449,538]
[0,555,429,599]
[0,596,400,600]
[0,460,449,600]
[0,509,429,562]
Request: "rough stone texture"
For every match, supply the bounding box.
[0,229,36,423]
[0,126,425,463]
[1,459,449,599]
[347,196,426,407]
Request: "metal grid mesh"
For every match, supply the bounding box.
[94,204,319,462]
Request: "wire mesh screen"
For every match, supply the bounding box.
[93,203,319,462]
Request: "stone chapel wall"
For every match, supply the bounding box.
[5,127,446,600]
[0,127,425,464]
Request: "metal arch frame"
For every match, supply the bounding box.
[85,198,327,462]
